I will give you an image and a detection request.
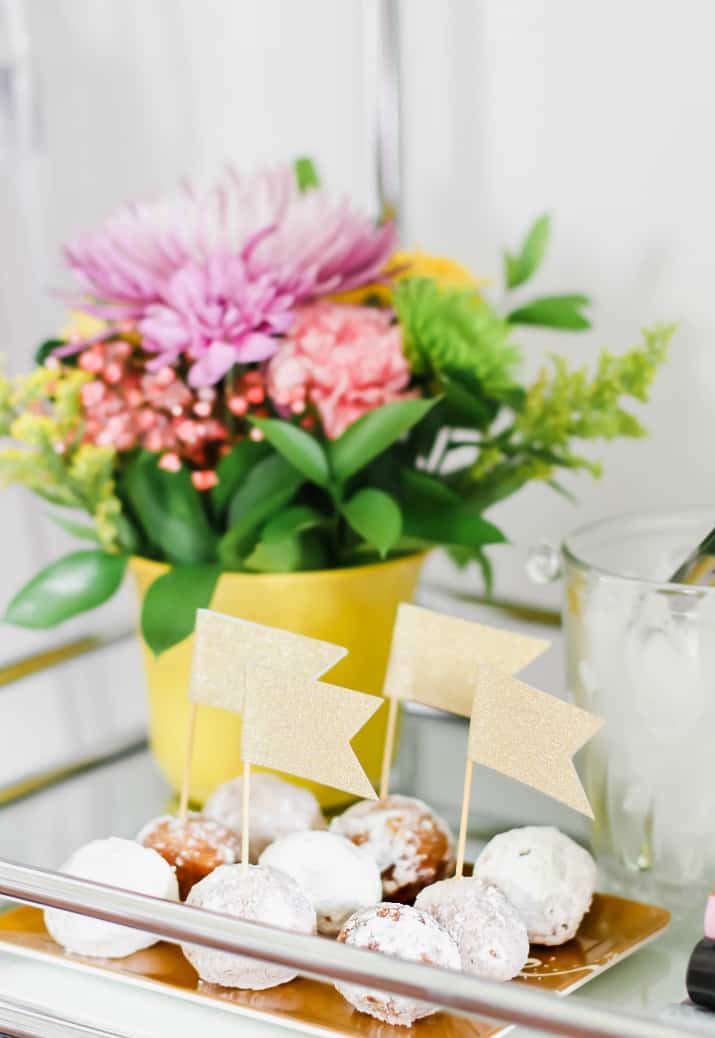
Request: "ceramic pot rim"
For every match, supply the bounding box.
[129,550,429,585]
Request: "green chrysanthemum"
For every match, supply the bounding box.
[393,277,521,400]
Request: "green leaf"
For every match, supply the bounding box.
[298,532,330,571]
[227,454,303,528]
[211,440,270,519]
[547,478,578,503]
[403,506,506,549]
[400,468,462,506]
[121,452,217,565]
[504,214,551,289]
[244,537,303,573]
[329,398,437,484]
[261,505,324,545]
[448,545,494,596]
[499,385,527,412]
[34,339,66,366]
[342,488,402,558]
[294,157,320,192]
[46,511,100,543]
[115,513,143,555]
[4,551,126,628]
[244,530,328,573]
[219,454,304,567]
[441,377,495,428]
[250,418,330,487]
[508,294,592,330]
[475,547,494,596]
[140,563,221,656]
[391,535,433,556]
[466,469,532,513]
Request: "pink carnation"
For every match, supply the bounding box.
[267,303,413,439]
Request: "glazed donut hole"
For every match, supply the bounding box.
[137,813,242,899]
[330,795,454,903]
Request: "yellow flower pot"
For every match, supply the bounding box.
[130,553,425,809]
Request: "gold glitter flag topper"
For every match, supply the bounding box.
[189,609,346,713]
[189,609,381,800]
[242,660,380,799]
[383,602,551,716]
[468,664,603,817]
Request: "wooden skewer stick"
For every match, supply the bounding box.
[379,696,399,800]
[454,757,474,879]
[241,759,251,876]
[178,703,198,823]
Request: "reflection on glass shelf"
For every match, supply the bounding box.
[0,633,146,797]
[0,747,169,872]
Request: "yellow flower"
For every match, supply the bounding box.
[10,413,56,447]
[393,250,488,290]
[61,310,107,341]
[330,249,488,307]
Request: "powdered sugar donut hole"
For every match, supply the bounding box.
[336,904,460,1026]
[330,795,454,902]
[183,864,316,989]
[204,772,325,861]
[137,813,242,899]
[475,826,597,945]
[259,830,382,935]
[416,876,529,981]
[44,837,179,958]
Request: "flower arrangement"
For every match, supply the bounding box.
[1,160,673,654]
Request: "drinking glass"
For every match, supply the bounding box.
[557,509,715,889]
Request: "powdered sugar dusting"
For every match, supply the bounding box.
[416,876,529,981]
[330,795,454,900]
[137,813,242,899]
[259,830,382,936]
[45,837,179,959]
[204,773,325,861]
[475,826,597,946]
[183,864,316,989]
[138,814,240,866]
[336,903,460,1026]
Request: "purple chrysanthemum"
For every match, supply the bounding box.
[65,165,397,317]
[139,252,295,387]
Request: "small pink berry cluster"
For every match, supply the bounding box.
[76,338,268,490]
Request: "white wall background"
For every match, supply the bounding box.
[401,1,712,587]
[1,0,712,662]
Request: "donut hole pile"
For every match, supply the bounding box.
[43,769,597,1027]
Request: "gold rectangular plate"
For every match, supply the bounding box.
[0,894,670,1038]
